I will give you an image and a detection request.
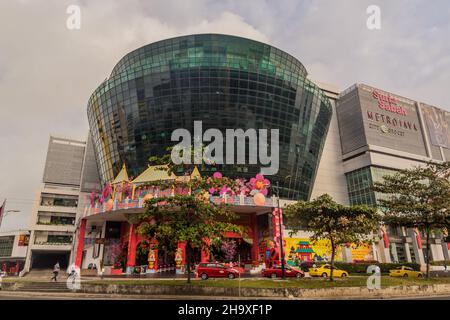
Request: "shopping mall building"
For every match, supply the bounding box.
[23,34,450,275]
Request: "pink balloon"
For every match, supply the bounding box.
[105,199,114,211]
[143,193,153,201]
[253,192,266,206]
[213,172,222,179]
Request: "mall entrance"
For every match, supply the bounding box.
[30,250,70,269]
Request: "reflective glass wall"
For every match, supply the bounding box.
[345,166,397,206]
[87,34,332,200]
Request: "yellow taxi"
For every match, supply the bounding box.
[389,266,423,278]
[308,264,349,278]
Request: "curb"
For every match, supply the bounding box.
[3,281,450,299]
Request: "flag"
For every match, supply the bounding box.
[0,199,5,228]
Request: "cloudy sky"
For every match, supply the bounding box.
[0,0,449,231]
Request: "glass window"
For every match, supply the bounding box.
[0,236,14,257]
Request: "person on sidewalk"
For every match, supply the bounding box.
[50,262,60,282]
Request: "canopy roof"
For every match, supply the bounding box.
[131,165,177,184]
[190,166,201,179]
[111,164,129,184]
[130,165,203,185]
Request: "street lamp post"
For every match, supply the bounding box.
[275,181,286,280]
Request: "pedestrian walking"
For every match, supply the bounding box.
[50,262,60,282]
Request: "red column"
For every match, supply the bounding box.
[126,223,137,267]
[75,219,87,268]
[200,249,208,263]
[251,213,259,263]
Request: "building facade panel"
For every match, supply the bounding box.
[25,137,87,272]
[337,83,450,265]
[310,90,349,204]
[43,137,85,186]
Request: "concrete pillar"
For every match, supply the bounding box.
[342,246,353,263]
[408,228,425,265]
[23,231,36,273]
[390,243,399,263]
[430,244,445,261]
[404,243,412,263]
[372,243,379,262]
[376,240,391,263]
[442,243,450,261]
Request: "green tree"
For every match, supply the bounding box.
[137,193,241,283]
[373,162,450,279]
[285,194,380,281]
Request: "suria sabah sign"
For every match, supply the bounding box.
[367,90,419,134]
[372,90,407,116]
[367,111,418,131]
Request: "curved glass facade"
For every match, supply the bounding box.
[87,34,332,200]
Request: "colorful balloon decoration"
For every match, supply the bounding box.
[253,192,266,206]
[249,174,270,196]
[143,193,153,202]
[105,199,114,211]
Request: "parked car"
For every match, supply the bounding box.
[309,264,349,278]
[196,262,240,280]
[389,266,423,278]
[299,261,319,272]
[262,265,305,278]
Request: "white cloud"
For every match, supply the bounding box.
[0,0,271,231]
[0,0,449,231]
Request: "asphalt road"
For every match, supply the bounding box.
[1,291,450,300]
[0,291,265,300]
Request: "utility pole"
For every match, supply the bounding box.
[276,181,286,280]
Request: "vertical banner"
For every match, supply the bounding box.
[421,104,450,149]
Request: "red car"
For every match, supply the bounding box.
[196,262,240,280]
[262,265,305,278]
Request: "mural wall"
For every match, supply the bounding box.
[284,237,374,265]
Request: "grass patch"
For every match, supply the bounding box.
[85,276,450,289]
